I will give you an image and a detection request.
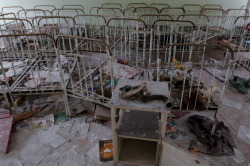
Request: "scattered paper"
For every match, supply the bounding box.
[0,67,25,79]
[59,55,68,65]
[53,55,68,70]
[57,148,85,166]
[77,126,90,140]
[86,143,102,165]
[43,131,67,148]
[233,148,246,164]
[56,121,89,141]
[246,133,250,140]
[24,79,42,88]
[237,125,250,146]
[29,70,50,79]
[102,61,140,79]
[44,72,70,83]
[0,150,23,166]
[0,61,24,69]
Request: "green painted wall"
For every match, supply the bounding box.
[0,0,248,13]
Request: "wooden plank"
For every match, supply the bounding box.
[95,104,111,121]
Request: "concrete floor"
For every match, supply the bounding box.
[0,68,250,166]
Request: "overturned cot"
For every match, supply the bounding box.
[0,34,70,115]
[55,35,114,111]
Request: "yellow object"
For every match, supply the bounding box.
[14,97,23,106]
[173,59,192,72]
[173,59,183,70]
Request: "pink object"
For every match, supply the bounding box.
[0,113,13,153]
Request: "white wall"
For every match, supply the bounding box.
[0,0,248,13]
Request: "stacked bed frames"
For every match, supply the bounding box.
[0,3,248,117]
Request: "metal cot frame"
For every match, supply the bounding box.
[182,4,203,14]
[33,16,77,38]
[97,8,123,20]
[149,20,196,65]
[101,3,122,9]
[149,3,170,10]
[203,4,222,9]
[1,6,24,15]
[62,5,84,10]
[223,9,249,36]
[34,5,56,12]
[123,7,136,18]
[55,35,114,110]
[200,9,226,40]
[52,9,84,17]
[17,9,52,23]
[127,3,148,8]
[106,18,148,67]
[177,14,216,43]
[0,34,71,115]
[139,14,173,30]
[154,43,235,112]
[0,13,17,19]
[160,7,186,20]
[0,18,33,37]
[74,14,106,39]
[133,7,160,18]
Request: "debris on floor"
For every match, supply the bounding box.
[13,104,48,124]
[95,105,111,121]
[99,140,113,162]
[86,143,103,165]
[0,150,23,166]
[54,112,69,122]
[229,76,250,94]
[166,115,179,139]
[1,3,250,166]
[160,141,209,166]
[187,115,235,156]
[237,125,250,146]
[102,61,141,79]
[233,148,246,164]
[0,91,117,165]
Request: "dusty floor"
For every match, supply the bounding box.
[0,71,250,166]
[0,111,114,166]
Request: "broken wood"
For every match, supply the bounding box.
[95,105,111,121]
[13,104,48,124]
[13,111,37,124]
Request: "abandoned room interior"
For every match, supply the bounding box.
[0,0,250,165]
